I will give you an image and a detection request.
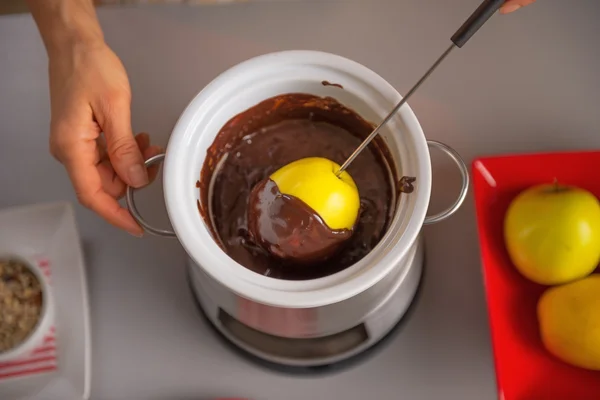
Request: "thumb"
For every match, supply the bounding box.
[98,93,149,188]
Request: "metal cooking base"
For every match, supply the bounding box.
[187,247,426,376]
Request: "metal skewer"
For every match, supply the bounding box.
[336,44,455,175]
[336,0,507,176]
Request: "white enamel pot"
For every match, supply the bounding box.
[126,50,468,310]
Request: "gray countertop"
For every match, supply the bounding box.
[1,1,599,399]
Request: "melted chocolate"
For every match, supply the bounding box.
[199,93,405,280]
[321,80,344,89]
[398,176,416,195]
[247,178,353,265]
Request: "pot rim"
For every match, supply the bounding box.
[163,50,432,308]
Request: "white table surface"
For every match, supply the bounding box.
[1,1,599,399]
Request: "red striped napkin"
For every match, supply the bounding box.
[0,257,58,381]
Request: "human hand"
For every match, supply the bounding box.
[48,42,161,236]
[500,0,537,14]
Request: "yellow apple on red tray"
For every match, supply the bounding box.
[504,181,600,286]
[537,274,600,371]
[503,180,600,373]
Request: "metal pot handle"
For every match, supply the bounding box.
[128,143,468,234]
[423,140,470,225]
[125,153,177,238]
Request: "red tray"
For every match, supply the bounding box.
[472,150,600,400]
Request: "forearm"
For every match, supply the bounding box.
[26,0,105,56]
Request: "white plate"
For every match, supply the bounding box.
[0,202,91,400]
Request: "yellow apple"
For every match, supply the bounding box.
[270,157,360,230]
[538,274,600,371]
[504,182,600,285]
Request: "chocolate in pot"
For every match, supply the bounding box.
[198,93,415,280]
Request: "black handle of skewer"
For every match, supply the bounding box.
[451,0,505,48]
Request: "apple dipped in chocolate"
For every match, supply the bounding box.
[247,157,360,265]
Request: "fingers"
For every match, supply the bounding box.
[49,88,155,236]
[96,133,162,199]
[95,92,149,189]
[52,120,143,236]
[135,132,150,151]
[500,0,536,14]
[96,159,125,199]
[63,145,144,237]
[79,131,161,236]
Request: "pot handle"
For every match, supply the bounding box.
[423,140,470,225]
[127,144,469,233]
[125,153,177,238]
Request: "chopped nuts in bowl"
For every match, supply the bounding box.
[0,256,54,362]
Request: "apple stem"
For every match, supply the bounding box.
[548,179,569,193]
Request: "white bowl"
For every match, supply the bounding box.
[0,254,54,363]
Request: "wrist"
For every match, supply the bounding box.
[46,28,105,60]
[27,0,105,57]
